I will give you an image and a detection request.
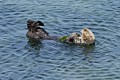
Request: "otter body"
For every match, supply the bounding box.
[26,20,95,45]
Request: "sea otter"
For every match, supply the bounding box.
[26,20,95,45]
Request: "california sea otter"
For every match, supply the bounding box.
[26,20,95,45]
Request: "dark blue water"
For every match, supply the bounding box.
[0,0,120,80]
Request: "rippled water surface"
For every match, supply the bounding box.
[0,0,120,80]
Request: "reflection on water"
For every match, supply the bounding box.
[82,45,95,55]
[25,38,43,53]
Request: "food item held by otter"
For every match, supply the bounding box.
[58,36,68,42]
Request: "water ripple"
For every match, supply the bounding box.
[0,0,120,80]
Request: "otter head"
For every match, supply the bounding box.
[81,28,95,44]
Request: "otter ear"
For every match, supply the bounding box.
[37,21,44,26]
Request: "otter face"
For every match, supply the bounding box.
[81,28,95,44]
